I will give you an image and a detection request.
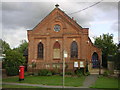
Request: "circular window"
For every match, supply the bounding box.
[54,24,60,32]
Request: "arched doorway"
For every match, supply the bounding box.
[92,52,99,68]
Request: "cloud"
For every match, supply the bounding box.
[2,1,118,48]
[2,27,27,48]
[2,2,55,30]
[111,20,118,32]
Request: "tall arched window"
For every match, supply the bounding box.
[71,41,78,58]
[38,42,44,59]
[92,52,99,68]
[53,41,60,59]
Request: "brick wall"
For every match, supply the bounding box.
[27,7,101,72]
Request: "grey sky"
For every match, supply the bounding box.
[1,1,118,48]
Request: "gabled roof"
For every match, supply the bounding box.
[88,37,101,50]
[32,6,82,31]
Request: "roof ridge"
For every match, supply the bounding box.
[32,6,82,31]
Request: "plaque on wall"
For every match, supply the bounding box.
[80,61,84,67]
[74,62,78,67]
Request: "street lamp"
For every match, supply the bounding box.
[63,50,67,88]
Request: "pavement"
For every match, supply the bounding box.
[2,74,100,89]
[81,74,99,88]
[3,82,79,88]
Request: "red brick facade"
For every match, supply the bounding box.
[27,6,102,72]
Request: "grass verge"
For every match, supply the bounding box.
[90,76,118,89]
[3,75,85,87]
[2,84,43,88]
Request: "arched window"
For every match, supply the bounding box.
[38,42,44,59]
[92,52,99,68]
[53,41,60,59]
[71,41,78,58]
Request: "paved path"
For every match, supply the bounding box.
[81,74,99,88]
[3,82,81,88]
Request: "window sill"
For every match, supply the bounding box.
[36,58,43,60]
[53,58,61,60]
[70,58,78,60]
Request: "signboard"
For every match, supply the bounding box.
[64,50,68,58]
[80,61,84,67]
[74,62,78,67]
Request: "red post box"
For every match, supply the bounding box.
[19,66,24,81]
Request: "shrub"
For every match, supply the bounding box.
[38,69,53,76]
[103,70,110,76]
[60,72,63,76]
[47,71,52,76]
[24,72,29,76]
[75,68,84,76]
[33,73,39,76]
[65,72,74,75]
[38,69,48,76]
[51,70,60,75]
[51,70,56,75]
[6,67,19,76]
[85,72,90,76]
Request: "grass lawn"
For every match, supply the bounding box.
[90,76,118,89]
[3,75,85,87]
[2,84,43,88]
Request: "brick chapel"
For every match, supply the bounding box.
[27,5,102,73]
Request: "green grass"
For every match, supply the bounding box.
[2,84,43,88]
[90,76,118,89]
[3,75,85,87]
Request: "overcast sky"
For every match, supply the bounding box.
[1,0,119,48]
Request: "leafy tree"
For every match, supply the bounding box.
[0,39,11,68]
[5,50,25,67]
[114,42,120,70]
[1,39,27,75]
[5,49,25,75]
[94,33,117,68]
[13,40,28,54]
[0,39,11,54]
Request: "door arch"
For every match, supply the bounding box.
[92,52,99,68]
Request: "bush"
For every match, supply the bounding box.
[51,70,60,75]
[6,67,19,76]
[85,72,90,76]
[75,68,84,76]
[24,72,29,76]
[51,70,56,75]
[65,72,74,75]
[38,69,53,76]
[47,71,52,76]
[60,72,63,76]
[103,70,110,76]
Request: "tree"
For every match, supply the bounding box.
[0,39,11,68]
[13,40,28,54]
[5,49,25,76]
[13,40,28,71]
[1,39,27,75]
[94,33,117,68]
[0,39,11,54]
[114,42,120,70]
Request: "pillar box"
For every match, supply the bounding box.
[19,66,25,81]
